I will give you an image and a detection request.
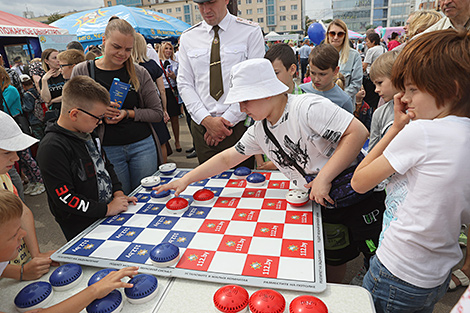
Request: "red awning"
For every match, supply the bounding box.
[0,10,68,37]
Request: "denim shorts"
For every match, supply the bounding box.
[363,256,451,313]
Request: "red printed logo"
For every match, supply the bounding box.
[242,189,266,198]
[214,197,240,208]
[226,179,247,188]
[198,219,229,234]
[231,209,260,222]
[262,199,287,211]
[267,180,290,189]
[176,248,215,271]
[281,239,314,259]
[242,255,279,278]
[217,235,252,254]
[285,211,313,225]
[254,223,284,238]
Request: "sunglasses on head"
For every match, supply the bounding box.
[328,31,346,38]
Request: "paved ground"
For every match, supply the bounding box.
[24,119,465,312]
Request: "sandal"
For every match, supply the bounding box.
[449,269,470,291]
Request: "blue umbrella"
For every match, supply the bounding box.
[51,5,190,46]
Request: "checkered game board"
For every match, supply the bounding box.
[51,169,326,292]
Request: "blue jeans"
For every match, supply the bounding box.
[363,256,451,313]
[104,135,158,195]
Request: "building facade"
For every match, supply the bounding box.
[332,0,416,32]
[104,0,303,34]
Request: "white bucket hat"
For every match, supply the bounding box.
[224,58,288,104]
[0,111,38,151]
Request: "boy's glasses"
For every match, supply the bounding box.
[72,108,105,125]
[328,31,346,38]
[59,64,74,69]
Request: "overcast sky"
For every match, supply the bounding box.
[1,0,331,21]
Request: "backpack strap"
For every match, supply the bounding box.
[87,59,96,80]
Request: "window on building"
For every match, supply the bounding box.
[291,14,297,20]
[257,8,263,13]
[257,0,263,2]
[267,16,275,25]
[184,5,190,13]
[238,10,242,15]
[280,25,287,30]
[374,8,387,19]
[158,9,163,13]
[167,8,172,13]
[248,18,253,21]
[258,17,264,22]
[280,15,286,21]
[246,0,252,3]
[391,6,407,15]
[246,9,252,14]
[291,24,298,30]
[279,5,286,11]
[291,4,297,10]
[176,7,181,12]
[107,1,112,6]
[185,15,191,24]
[177,16,182,20]
[238,0,241,4]
[374,0,388,7]
[269,27,275,31]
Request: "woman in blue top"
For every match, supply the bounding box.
[325,19,363,100]
[0,67,22,116]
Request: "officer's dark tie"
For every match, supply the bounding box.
[210,25,223,101]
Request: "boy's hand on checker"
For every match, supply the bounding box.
[154,179,188,197]
[106,196,129,216]
[23,257,52,280]
[91,266,138,299]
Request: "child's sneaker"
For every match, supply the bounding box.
[23,183,35,195]
[459,224,468,248]
[30,183,45,196]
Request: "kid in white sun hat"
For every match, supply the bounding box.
[154,57,385,283]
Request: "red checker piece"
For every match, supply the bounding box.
[289,295,328,313]
[166,197,189,211]
[249,289,285,313]
[193,189,215,201]
[213,285,249,313]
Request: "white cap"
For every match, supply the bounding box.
[19,74,31,82]
[0,111,38,151]
[224,58,288,104]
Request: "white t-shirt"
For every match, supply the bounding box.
[235,94,353,188]
[364,45,386,73]
[0,261,8,276]
[377,116,470,288]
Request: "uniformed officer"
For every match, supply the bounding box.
[177,0,265,167]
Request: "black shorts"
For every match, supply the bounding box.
[321,190,386,266]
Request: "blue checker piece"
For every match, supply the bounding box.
[150,243,179,263]
[148,216,179,230]
[163,230,196,248]
[135,193,151,202]
[212,171,232,179]
[183,206,211,219]
[247,172,266,183]
[109,226,144,242]
[49,263,82,287]
[87,289,122,313]
[15,281,52,310]
[102,213,133,226]
[175,170,190,178]
[125,274,158,300]
[234,166,252,176]
[190,179,209,186]
[150,189,171,199]
[88,269,117,286]
[137,203,165,215]
[64,238,105,257]
[117,243,155,263]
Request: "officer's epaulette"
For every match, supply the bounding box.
[235,17,259,27]
[183,21,203,33]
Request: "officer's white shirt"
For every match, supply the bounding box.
[177,10,265,125]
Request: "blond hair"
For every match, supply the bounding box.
[57,49,85,65]
[158,41,175,61]
[0,67,11,92]
[408,10,442,38]
[326,19,350,65]
[0,189,23,225]
[131,33,149,64]
[103,18,140,91]
[369,51,399,82]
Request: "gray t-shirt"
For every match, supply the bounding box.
[364,45,386,73]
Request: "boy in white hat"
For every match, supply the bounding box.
[156,58,385,283]
[0,111,56,281]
